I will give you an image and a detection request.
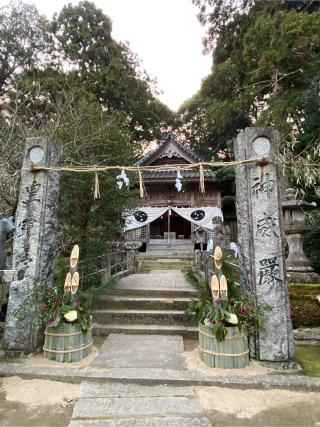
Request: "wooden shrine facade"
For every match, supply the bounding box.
[124,133,236,246]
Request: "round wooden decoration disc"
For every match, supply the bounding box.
[70,245,79,268]
[71,272,79,294]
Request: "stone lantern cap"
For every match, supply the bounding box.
[282,199,316,210]
[282,187,317,210]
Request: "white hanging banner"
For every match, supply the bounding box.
[124,206,168,231]
[124,205,223,231]
[171,206,223,230]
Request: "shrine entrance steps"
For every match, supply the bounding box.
[139,258,193,272]
[92,266,198,338]
[143,239,195,258]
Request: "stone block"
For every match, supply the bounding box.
[72,396,205,419]
[69,417,212,427]
[92,334,187,369]
[80,382,195,398]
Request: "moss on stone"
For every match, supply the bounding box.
[289,284,320,328]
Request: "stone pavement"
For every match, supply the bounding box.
[69,334,212,427]
[93,334,187,369]
[2,267,320,426]
[111,269,195,295]
[70,382,212,427]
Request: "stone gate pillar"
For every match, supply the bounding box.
[4,137,60,352]
[234,128,294,362]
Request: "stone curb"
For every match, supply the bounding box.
[1,363,320,391]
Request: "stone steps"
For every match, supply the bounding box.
[93,265,198,339]
[140,259,193,266]
[93,323,198,338]
[147,239,193,247]
[143,250,194,257]
[69,382,212,427]
[139,252,194,260]
[95,295,192,310]
[93,309,194,326]
[109,286,197,298]
[139,261,192,272]
[147,246,193,251]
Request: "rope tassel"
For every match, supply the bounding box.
[94,167,100,200]
[199,163,205,194]
[138,168,145,198]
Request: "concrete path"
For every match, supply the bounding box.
[69,334,211,426]
[93,334,187,369]
[69,268,212,426]
[69,381,212,427]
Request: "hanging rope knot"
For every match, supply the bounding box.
[138,167,145,198]
[199,163,205,194]
[93,165,100,200]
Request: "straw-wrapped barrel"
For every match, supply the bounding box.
[199,323,249,368]
[43,322,92,362]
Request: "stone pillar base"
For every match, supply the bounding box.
[287,269,320,284]
[258,359,302,372]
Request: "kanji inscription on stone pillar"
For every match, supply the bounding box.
[4,137,60,352]
[234,128,294,362]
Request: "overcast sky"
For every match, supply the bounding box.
[1,0,212,111]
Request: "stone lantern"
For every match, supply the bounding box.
[282,188,320,283]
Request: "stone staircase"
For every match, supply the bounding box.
[138,258,193,272]
[143,239,195,258]
[93,264,198,338]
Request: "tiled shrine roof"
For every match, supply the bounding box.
[135,132,202,166]
[142,169,215,182]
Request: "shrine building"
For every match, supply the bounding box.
[124,133,236,254]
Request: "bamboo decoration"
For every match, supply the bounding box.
[71,271,79,294]
[210,275,219,300]
[65,244,80,296]
[44,244,92,362]
[69,244,79,278]
[199,323,249,369]
[210,246,228,300]
[43,323,92,363]
[202,245,249,368]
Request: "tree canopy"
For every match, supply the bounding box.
[180,0,320,197]
[0,0,176,256]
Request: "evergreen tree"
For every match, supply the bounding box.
[181,0,320,188]
[0,1,176,254]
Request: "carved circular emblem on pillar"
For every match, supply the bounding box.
[124,241,142,250]
[29,146,45,164]
[134,210,148,223]
[191,209,205,221]
[252,137,271,156]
